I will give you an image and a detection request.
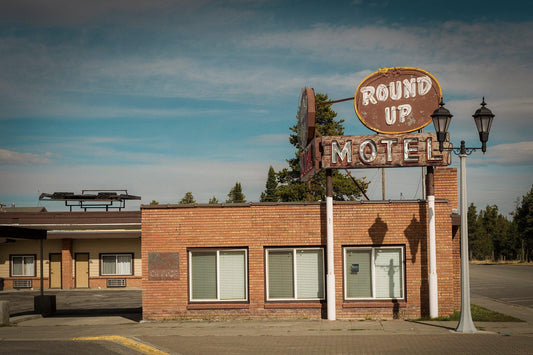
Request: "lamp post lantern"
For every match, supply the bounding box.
[431,98,495,333]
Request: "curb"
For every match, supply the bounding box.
[9,314,43,325]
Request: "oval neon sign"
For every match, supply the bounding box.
[354,67,442,134]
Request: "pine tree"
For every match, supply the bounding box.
[260,166,278,202]
[208,196,219,204]
[513,185,533,262]
[276,92,368,201]
[226,182,246,203]
[179,192,196,204]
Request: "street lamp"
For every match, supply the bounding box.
[431,98,495,333]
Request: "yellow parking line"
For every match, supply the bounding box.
[74,335,170,355]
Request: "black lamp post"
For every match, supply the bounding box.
[430,98,495,333]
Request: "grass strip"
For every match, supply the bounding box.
[416,304,523,322]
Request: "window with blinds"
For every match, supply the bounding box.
[189,249,247,302]
[266,248,324,301]
[11,255,35,277]
[344,247,404,300]
[101,254,133,276]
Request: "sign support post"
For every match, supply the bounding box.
[426,166,439,318]
[326,169,336,321]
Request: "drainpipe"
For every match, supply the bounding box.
[427,166,438,318]
[326,169,336,320]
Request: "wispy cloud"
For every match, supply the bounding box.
[478,141,533,166]
[0,148,54,164]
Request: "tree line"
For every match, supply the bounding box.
[149,182,246,206]
[468,185,533,262]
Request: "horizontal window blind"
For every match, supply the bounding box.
[345,250,372,298]
[219,251,246,300]
[374,249,402,298]
[191,252,217,300]
[268,250,294,299]
[296,249,324,299]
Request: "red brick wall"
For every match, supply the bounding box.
[142,169,459,321]
[434,167,461,311]
[62,239,73,289]
[435,167,458,210]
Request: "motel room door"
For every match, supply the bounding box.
[49,253,62,288]
[75,253,89,288]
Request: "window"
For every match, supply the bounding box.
[266,248,324,301]
[11,255,35,277]
[189,249,247,302]
[344,247,404,300]
[101,254,133,276]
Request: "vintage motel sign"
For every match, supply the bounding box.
[321,132,451,169]
[298,88,321,182]
[355,67,442,134]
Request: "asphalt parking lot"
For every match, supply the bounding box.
[0,288,142,319]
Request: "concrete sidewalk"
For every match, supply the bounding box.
[1,292,532,354]
[2,316,533,354]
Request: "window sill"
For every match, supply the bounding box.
[343,301,406,308]
[187,303,249,310]
[265,302,324,309]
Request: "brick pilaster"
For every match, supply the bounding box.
[61,239,73,289]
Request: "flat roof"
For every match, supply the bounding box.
[0,210,141,240]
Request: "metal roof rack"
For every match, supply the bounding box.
[39,190,141,211]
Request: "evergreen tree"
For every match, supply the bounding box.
[226,182,246,203]
[179,192,196,204]
[260,166,278,202]
[149,200,159,205]
[276,92,368,201]
[513,185,533,262]
[208,196,219,204]
[467,203,481,259]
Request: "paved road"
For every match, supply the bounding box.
[470,264,533,309]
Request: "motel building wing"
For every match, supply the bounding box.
[141,167,461,320]
[0,208,142,290]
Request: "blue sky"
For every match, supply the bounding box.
[0,0,532,216]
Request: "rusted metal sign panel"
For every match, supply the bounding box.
[297,87,316,147]
[355,67,442,134]
[300,137,321,182]
[321,133,451,169]
[148,252,180,280]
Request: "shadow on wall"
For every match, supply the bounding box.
[402,204,429,316]
[368,214,388,245]
[405,214,423,263]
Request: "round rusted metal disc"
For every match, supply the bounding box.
[297,87,316,147]
[354,67,442,134]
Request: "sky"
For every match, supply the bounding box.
[0,0,532,217]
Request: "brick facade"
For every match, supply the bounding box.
[142,168,460,320]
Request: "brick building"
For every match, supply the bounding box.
[142,167,460,320]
